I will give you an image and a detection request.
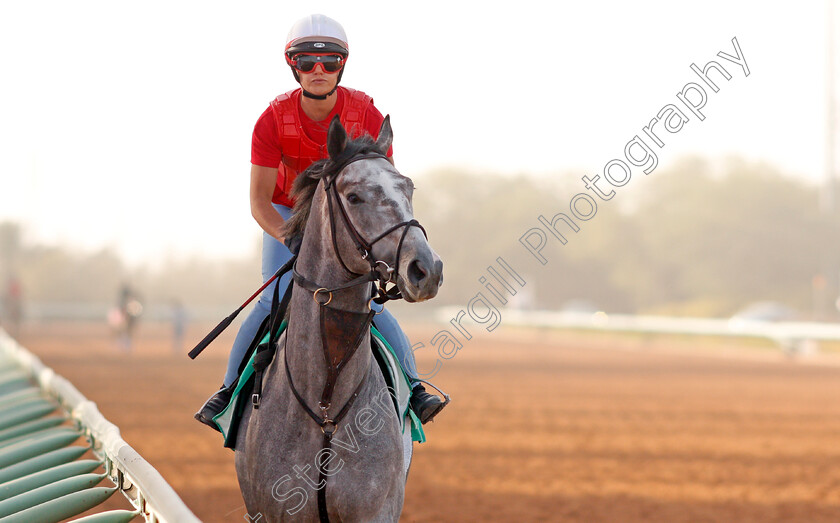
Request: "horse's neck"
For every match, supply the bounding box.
[282,226,373,409]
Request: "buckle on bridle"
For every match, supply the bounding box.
[321,420,336,436]
[368,298,385,315]
[313,288,333,306]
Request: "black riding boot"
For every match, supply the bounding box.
[410,384,447,424]
[194,385,234,432]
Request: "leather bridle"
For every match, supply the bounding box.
[321,152,427,303]
[285,151,426,522]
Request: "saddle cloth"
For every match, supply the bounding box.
[214,324,425,450]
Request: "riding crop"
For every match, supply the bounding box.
[188,255,297,359]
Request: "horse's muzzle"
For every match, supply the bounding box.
[401,253,443,302]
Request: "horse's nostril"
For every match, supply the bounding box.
[408,259,427,286]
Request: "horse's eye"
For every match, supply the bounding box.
[347,193,363,204]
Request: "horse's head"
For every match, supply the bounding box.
[284,116,443,303]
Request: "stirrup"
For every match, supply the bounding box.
[412,378,451,407]
[194,385,233,433]
[411,378,451,424]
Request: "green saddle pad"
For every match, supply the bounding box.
[214,323,425,449]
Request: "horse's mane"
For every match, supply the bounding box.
[280,134,382,240]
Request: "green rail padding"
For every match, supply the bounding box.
[0,473,106,517]
[4,397,49,413]
[0,426,80,451]
[0,416,65,444]
[69,509,140,523]
[0,446,89,484]
[0,429,81,468]
[2,394,47,412]
[0,373,28,396]
[0,459,102,500]
[0,397,55,421]
[0,330,201,522]
[0,486,117,523]
[0,402,57,431]
[0,387,41,405]
[0,382,28,397]
[0,370,27,386]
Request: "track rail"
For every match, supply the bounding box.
[0,328,200,523]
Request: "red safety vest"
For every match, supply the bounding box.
[269,87,373,206]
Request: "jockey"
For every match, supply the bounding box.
[195,14,447,431]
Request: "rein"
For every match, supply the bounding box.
[280,151,426,523]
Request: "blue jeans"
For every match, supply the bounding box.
[223,203,419,386]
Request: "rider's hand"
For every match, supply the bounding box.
[284,234,303,255]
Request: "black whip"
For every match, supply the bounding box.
[188,255,297,359]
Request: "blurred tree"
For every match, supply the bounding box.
[1,156,832,319]
[412,169,571,306]
[411,157,832,317]
[20,246,124,303]
[0,221,261,320]
[628,157,827,315]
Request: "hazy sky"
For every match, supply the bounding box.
[0,1,834,264]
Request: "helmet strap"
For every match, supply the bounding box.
[302,85,338,100]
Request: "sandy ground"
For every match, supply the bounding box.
[10,320,840,522]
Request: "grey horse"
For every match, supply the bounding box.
[234,116,443,522]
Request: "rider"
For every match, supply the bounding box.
[195,14,447,431]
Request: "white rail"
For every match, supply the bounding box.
[435,306,840,350]
[500,309,840,338]
[0,328,200,523]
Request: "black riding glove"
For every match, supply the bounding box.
[284,233,303,255]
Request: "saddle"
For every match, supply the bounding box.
[213,321,425,449]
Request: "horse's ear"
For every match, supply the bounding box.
[375,115,393,155]
[327,115,348,159]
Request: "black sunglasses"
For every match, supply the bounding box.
[290,54,344,73]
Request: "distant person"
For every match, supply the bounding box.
[2,275,23,339]
[171,299,187,353]
[112,283,143,352]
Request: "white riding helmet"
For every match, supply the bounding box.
[285,14,349,59]
[284,14,349,99]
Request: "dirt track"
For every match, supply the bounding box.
[14,321,840,522]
